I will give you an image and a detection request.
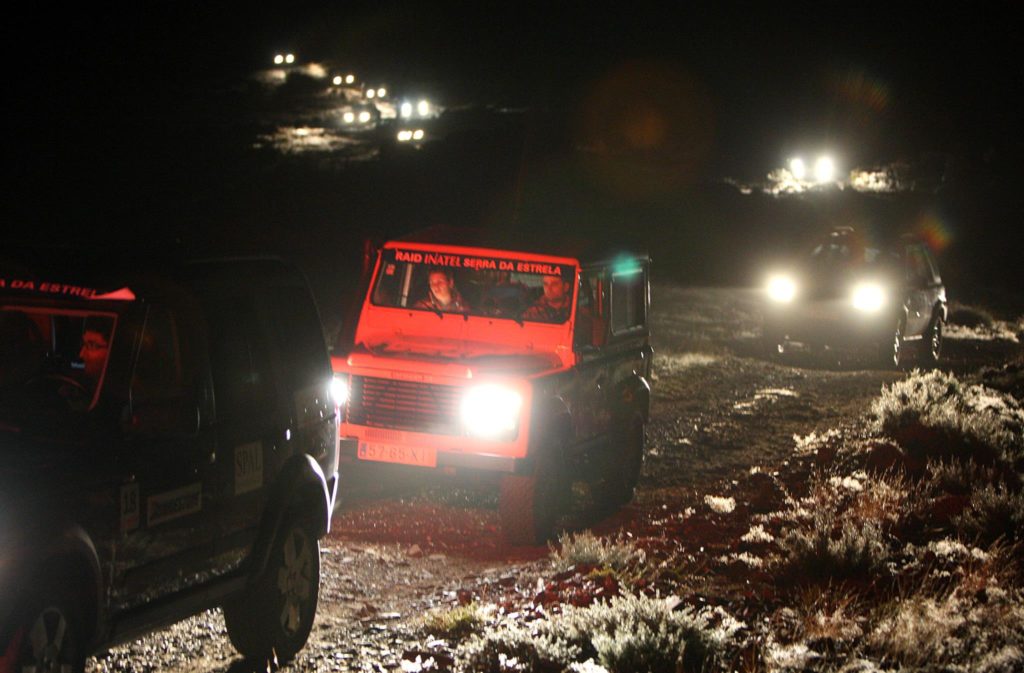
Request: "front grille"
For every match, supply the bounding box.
[345,376,462,435]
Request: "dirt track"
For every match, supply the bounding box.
[88,284,1023,673]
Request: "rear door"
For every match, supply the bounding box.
[203,295,285,558]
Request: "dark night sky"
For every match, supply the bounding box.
[7,2,1024,232]
[13,2,1022,158]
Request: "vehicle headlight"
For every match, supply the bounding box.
[461,384,522,439]
[766,274,797,303]
[358,110,371,123]
[400,102,413,118]
[343,111,355,124]
[330,376,349,406]
[851,282,886,312]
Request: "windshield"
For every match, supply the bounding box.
[370,248,577,324]
[0,305,116,413]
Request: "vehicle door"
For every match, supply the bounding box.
[113,301,219,606]
[604,263,650,414]
[203,294,287,560]
[903,244,936,336]
[569,268,613,450]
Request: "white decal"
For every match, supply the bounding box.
[234,441,264,495]
[147,483,202,526]
[120,483,140,533]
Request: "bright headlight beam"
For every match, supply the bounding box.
[330,377,349,405]
[767,275,797,303]
[790,158,806,180]
[400,102,413,118]
[815,156,835,183]
[461,385,522,438]
[417,100,430,117]
[851,282,885,312]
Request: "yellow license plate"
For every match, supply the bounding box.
[357,442,437,467]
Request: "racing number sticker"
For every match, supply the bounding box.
[234,441,264,495]
[120,482,140,533]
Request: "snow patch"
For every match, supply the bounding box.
[705,495,736,514]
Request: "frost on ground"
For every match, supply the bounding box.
[429,370,1024,672]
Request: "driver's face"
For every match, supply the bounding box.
[428,272,455,304]
[542,275,569,304]
[80,329,109,379]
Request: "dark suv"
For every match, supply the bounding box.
[762,227,947,368]
[332,228,653,545]
[1,258,339,672]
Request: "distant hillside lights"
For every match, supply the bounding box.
[759,154,913,195]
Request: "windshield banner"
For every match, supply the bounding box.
[391,249,571,277]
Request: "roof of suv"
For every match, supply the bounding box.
[392,226,649,268]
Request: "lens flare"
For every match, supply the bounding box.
[914,212,953,253]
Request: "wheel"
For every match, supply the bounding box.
[499,446,567,546]
[223,516,320,663]
[11,585,85,673]
[921,314,944,366]
[604,418,645,508]
[878,320,905,369]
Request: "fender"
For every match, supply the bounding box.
[615,373,651,425]
[519,393,571,475]
[246,454,330,581]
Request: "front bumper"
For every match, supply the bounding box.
[764,299,897,348]
[338,437,521,474]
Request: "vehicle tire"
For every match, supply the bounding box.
[878,320,906,370]
[223,516,320,663]
[605,417,645,508]
[921,313,944,366]
[499,446,567,546]
[11,582,86,673]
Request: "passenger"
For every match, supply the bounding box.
[414,269,469,313]
[522,272,573,322]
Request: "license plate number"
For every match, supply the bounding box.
[357,442,437,467]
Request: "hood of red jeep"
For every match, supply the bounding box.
[336,335,566,377]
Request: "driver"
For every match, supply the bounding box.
[79,319,111,389]
[522,272,573,322]
[414,269,469,313]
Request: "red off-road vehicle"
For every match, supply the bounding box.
[332,229,652,544]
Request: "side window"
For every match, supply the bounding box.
[206,299,277,422]
[131,307,184,404]
[905,246,934,285]
[574,271,607,349]
[610,268,647,334]
[259,286,330,390]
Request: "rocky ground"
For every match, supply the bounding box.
[87,284,1024,673]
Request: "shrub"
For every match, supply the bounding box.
[870,370,1024,464]
[780,513,891,581]
[550,532,645,572]
[867,583,1024,672]
[421,603,489,641]
[457,594,732,673]
[955,484,1024,546]
[926,459,1007,496]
